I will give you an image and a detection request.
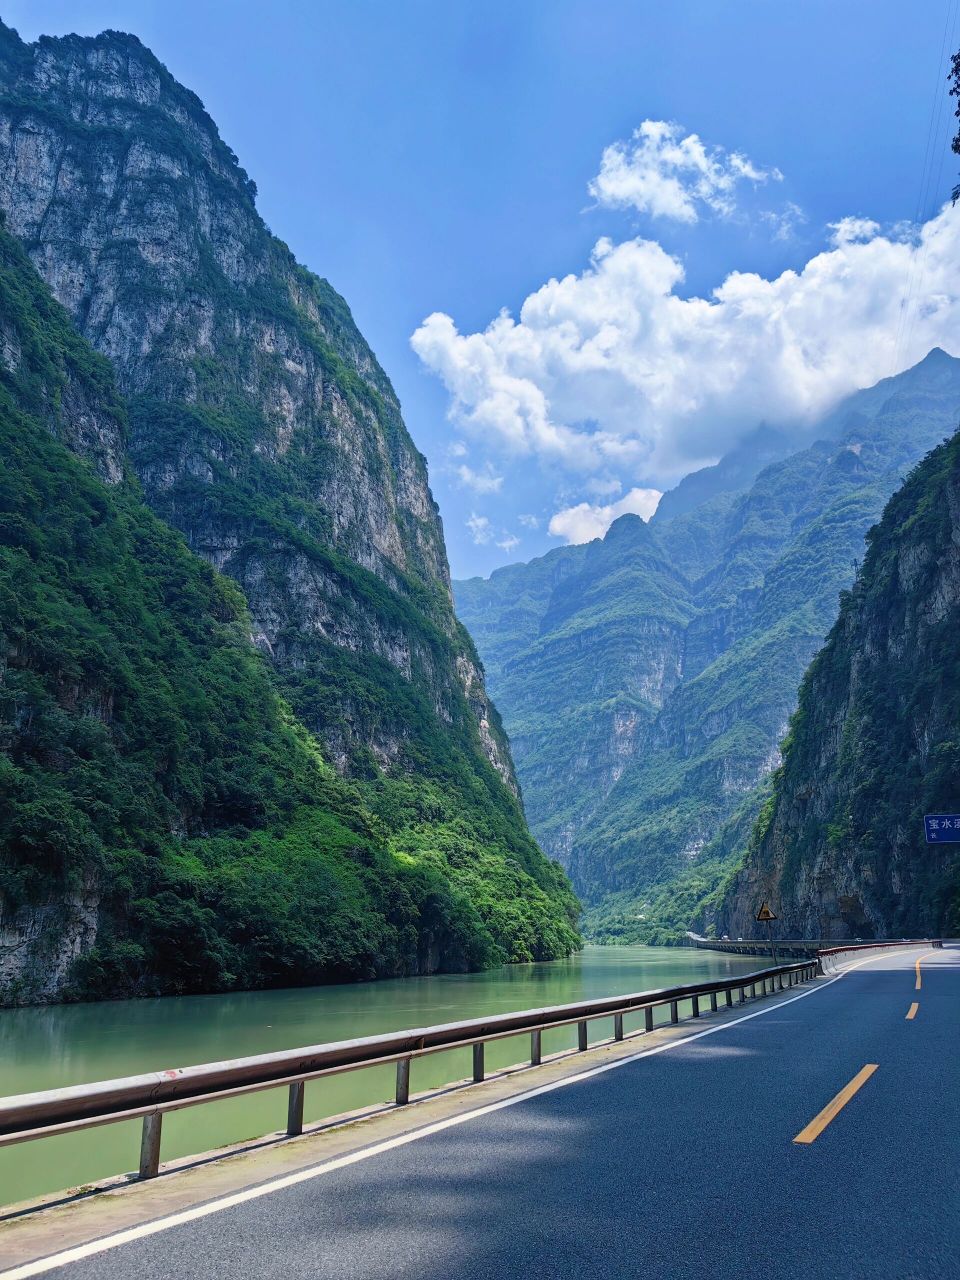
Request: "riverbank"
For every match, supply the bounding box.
[0,946,763,1205]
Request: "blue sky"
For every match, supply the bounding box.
[6,1,960,576]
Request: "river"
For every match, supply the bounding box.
[0,945,763,1206]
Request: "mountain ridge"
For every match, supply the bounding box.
[455,348,960,935]
[710,430,960,939]
[0,22,579,1001]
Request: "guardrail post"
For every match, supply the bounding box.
[396,1058,411,1106]
[578,1021,588,1051]
[473,1043,485,1083]
[644,1006,654,1033]
[531,1029,542,1065]
[287,1081,305,1135]
[614,1013,624,1041]
[669,1000,679,1024]
[691,995,700,1018]
[725,989,733,1007]
[738,986,746,1004]
[710,992,718,1013]
[139,1113,162,1180]
[750,982,757,998]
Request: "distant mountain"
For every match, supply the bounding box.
[455,349,960,936]
[652,425,795,523]
[0,23,578,1002]
[711,431,960,939]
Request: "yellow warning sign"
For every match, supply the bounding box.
[756,902,777,922]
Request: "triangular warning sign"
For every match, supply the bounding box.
[756,902,777,922]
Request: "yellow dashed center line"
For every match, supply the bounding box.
[906,1002,919,1020]
[915,957,923,990]
[793,1064,879,1144]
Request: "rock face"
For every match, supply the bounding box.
[713,433,960,939]
[456,350,960,931]
[0,23,580,1003]
[0,21,510,784]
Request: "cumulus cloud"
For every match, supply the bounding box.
[588,120,781,224]
[412,203,960,484]
[456,462,503,493]
[497,534,520,553]
[518,513,540,529]
[828,216,881,246]
[549,487,663,544]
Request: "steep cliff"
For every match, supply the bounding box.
[0,22,579,1001]
[712,434,960,939]
[0,22,514,783]
[456,350,960,933]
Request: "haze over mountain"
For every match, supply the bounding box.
[0,22,577,1003]
[456,348,960,937]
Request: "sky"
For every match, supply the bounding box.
[6,0,960,577]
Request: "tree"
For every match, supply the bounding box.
[950,50,960,203]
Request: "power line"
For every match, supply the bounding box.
[893,0,959,374]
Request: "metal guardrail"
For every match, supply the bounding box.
[688,935,826,956]
[688,935,936,958]
[817,939,942,973]
[0,959,822,1186]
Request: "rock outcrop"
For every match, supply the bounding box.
[0,20,511,784]
[713,433,960,939]
[0,23,580,1003]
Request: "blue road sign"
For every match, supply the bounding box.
[923,815,960,842]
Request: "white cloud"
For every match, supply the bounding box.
[466,513,493,545]
[588,120,781,224]
[456,462,503,493]
[585,476,623,497]
[412,203,960,484]
[549,487,663,544]
[761,201,807,242]
[497,534,520,553]
[448,440,469,458]
[518,513,540,529]
[828,216,881,246]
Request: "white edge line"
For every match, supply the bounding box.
[0,947,932,1279]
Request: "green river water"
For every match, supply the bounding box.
[0,945,764,1206]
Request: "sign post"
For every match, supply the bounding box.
[756,901,778,966]
[923,815,960,843]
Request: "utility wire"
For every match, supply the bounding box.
[894,0,959,373]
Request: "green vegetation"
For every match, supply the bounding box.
[456,350,960,939]
[714,433,960,936]
[0,221,577,1003]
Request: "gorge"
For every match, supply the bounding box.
[0,21,578,1003]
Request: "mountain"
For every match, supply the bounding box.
[455,349,960,935]
[711,432,960,939]
[0,24,578,1002]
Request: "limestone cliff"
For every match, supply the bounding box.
[713,434,960,939]
[456,350,960,933]
[0,20,513,787]
[0,23,580,1003]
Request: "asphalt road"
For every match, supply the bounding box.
[24,947,960,1280]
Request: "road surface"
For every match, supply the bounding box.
[8,945,958,1280]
